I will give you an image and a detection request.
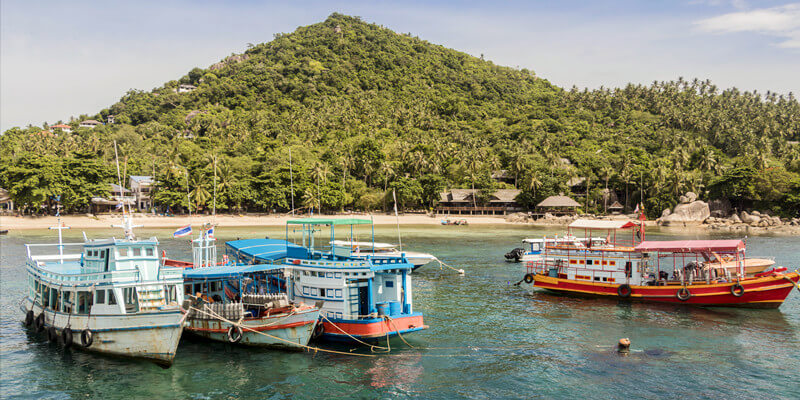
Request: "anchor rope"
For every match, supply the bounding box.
[433,257,465,275]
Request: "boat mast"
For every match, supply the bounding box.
[49,217,70,263]
[393,188,402,252]
[289,148,295,216]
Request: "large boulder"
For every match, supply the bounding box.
[684,192,698,203]
[740,211,760,225]
[708,198,732,217]
[728,214,742,224]
[661,208,672,218]
[659,201,711,226]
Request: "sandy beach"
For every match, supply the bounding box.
[0,213,510,230]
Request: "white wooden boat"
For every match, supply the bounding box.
[19,217,185,366]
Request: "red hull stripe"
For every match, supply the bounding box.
[322,315,425,338]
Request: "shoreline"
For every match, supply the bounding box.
[1,213,798,236]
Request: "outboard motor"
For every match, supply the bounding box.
[504,248,526,262]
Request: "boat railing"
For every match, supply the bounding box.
[287,258,371,269]
[369,256,409,265]
[25,242,85,260]
[527,259,634,282]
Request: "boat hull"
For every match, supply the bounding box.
[21,297,184,365]
[186,308,319,348]
[320,313,426,342]
[531,272,800,308]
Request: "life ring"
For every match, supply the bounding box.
[81,329,94,347]
[47,326,58,342]
[227,325,243,343]
[617,284,632,298]
[62,328,73,348]
[731,284,745,297]
[676,288,691,301]
[25,310,34,327]
[34,313,45,332]
[523,274,535,284]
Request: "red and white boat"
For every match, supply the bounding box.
[523,219,800,308]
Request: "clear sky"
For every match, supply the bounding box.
[2,0,799,131]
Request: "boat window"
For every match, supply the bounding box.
[318,271,325,278]
[385,281,394,288]
[184,284,191,295]
[311,288,318,296]
[303,286,309,295]
[335,272,342,278]
[586,260,593,265]
[96,290,106,304]
[132,248,141,257]
[108,289,117,305]
[326,272,333,278]
[118,247,128,257]
[335,289,342,298]
[145,247,154,257]
[319,288,326,297]
[77,291,91,314]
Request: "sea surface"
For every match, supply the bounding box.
[1,224,799,399]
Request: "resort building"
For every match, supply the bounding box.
[50,124,72,133]
[535,195,581,216]
[178,84,197,93]
[0,187,13,213]
[607,201,624,215]
[436,188,522,215]
[90,184,135,214]
[79,120,102,129]
[129,175,154,211]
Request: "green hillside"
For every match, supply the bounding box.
[2,13,799,216]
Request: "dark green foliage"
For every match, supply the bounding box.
[1,13,798,216]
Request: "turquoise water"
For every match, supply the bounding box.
[2,225,799,399]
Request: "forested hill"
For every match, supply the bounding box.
[2,13,799,216]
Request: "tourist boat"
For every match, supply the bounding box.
[19,217,185,365]
[278,218,426,342]
[441,219,468,226]
[330,240,437,270]
[505,236,606,262]
[522,219,800,308]
[179,229,320,348]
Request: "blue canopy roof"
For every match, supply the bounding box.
[224,239,308,263]
[183,264,282,279]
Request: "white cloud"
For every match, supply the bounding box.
[695,3,800,48]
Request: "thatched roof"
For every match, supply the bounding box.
[608,201,624,210]
[489,189,521,203]
[537,195,580,208]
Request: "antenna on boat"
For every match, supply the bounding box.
[49,217,70,263]
[212,154,217,222]
[289,148,295,216]
[112,141,140,240]
[392,188,402,252]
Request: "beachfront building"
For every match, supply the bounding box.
[90,184,135,214]
[0,188,13,213]
[436,188,522,215]
[536,195,581,216]
[129,176,154,211]
[79,120,102,129]
[50,124,72,133]
[608,201,624,215]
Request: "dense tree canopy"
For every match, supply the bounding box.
[2,13,799,216]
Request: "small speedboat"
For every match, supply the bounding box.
[330,240,437,270]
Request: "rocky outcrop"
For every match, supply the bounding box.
[658,199,710,226]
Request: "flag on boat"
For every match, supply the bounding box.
[205,226,214,238]
[639,204,647,221]
[173,225,192,238]
[634,203,640,214]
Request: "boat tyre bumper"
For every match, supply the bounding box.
[523,274,535,284]
[617,284,632,298]
[34,313,45,332]
[731,284,745,297]
[81,329,94,347]
[227,325,243,343]
[676,287,692,301]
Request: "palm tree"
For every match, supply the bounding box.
[311,162,329,213]
[599,165,613,213]
[189,173,211,212]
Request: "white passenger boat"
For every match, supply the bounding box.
[330,240,437,270]
[505,236,606,262]
[19,217,185,366]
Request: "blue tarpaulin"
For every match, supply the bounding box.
[224,239,308,264]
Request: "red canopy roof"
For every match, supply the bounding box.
[635,240,744,253]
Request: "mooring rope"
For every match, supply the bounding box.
[319,313,391,352]
[434,257,465,275]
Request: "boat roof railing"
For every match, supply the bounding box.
[331,240,395,249]
[287,217,373,226]
[634,240,745,253]
[568,219,638,230]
